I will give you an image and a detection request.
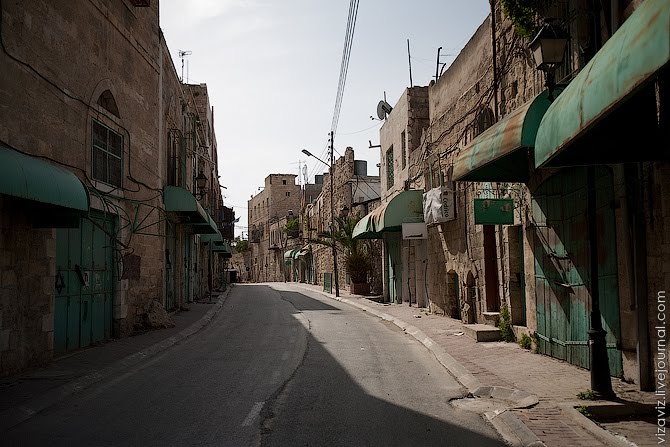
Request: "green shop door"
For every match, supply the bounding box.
[165,223,177,311]
[55,212,115,354]
[385,233,402,304]
[532,167,622,377]
[183,236,192,303]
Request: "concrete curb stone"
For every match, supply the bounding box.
[556,403,635,447]
[0,286,233,433]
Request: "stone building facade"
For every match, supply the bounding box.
[373,87,431,306]
[365,0,669,391]
[306,147,382,294]
[247,174,301,282]
[0,1,228,377]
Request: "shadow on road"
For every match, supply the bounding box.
[277,291,341,312]
[259,286,504,447]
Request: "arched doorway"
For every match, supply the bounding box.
[465,272,477,324]
[446,270,460,320]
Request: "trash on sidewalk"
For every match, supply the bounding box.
[134,300,176,333]
[413,315,422,318]
[453,331,464,336]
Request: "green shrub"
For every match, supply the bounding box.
[577,390,597,401]
[577,405,592,418]
[500,0,543,39]
[498,303,515,342]
[519,333,532,350]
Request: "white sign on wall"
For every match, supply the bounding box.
[402,222,428,239]
[423,186,456,224]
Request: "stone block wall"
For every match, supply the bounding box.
[0,197,56,377]
[0,0,217,375]
[645,161,670,389]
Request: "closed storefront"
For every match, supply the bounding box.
[55,211,115,354]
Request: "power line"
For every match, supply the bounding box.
[331,0,360,135]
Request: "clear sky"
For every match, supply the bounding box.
[159,0,490,239]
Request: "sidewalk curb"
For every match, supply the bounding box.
[556,403,635,447]
[0,286,233,433]
[297,285,545,447]
[485,409,546,447]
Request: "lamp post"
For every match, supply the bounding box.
[195,170,208,201]
[302,146,340,297]
[530,22,613,397]
[529,20,569,100]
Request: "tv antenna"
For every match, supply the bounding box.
[178,50,192,82]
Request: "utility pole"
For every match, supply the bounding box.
[329,131,340,297]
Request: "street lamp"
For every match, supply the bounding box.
[302,146,340,297]
[195,170,208,200]
[529,20,568,100]
[531,20,612,397]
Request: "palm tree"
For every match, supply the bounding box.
[314,216,372,284]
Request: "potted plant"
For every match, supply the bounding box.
[347,250,372,295]
[315,215,372,295]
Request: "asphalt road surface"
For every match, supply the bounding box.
[4,284,504,446]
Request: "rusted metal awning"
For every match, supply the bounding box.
[453,89,558,182]
[352,190,424,239]
[535,0,669,168]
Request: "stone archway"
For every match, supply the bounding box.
[446,270,460,320]
[464,272,477,324]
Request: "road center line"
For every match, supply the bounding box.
[241,401,264,427]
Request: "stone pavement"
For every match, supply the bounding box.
[295,282,659,447]
[0,290,230,432]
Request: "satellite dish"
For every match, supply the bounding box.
[376,100,393,120]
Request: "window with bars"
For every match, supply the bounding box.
[167,131,186,187]
[386,146,394,189]
[92,120,123,187]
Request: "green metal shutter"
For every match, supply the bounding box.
[54,211,114,354]
[532,167,622,376]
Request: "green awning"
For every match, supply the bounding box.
[353,190,424,239]
[284,249,298,259]
[352,212,381,240]
[453,89,559,182]
[191,212,218,235]
[535,0,669,168]
[296,244,312,258]
[199,230,223,244]
[163,186,216,233]
[0,144,89,212]
[211,241,232,258]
